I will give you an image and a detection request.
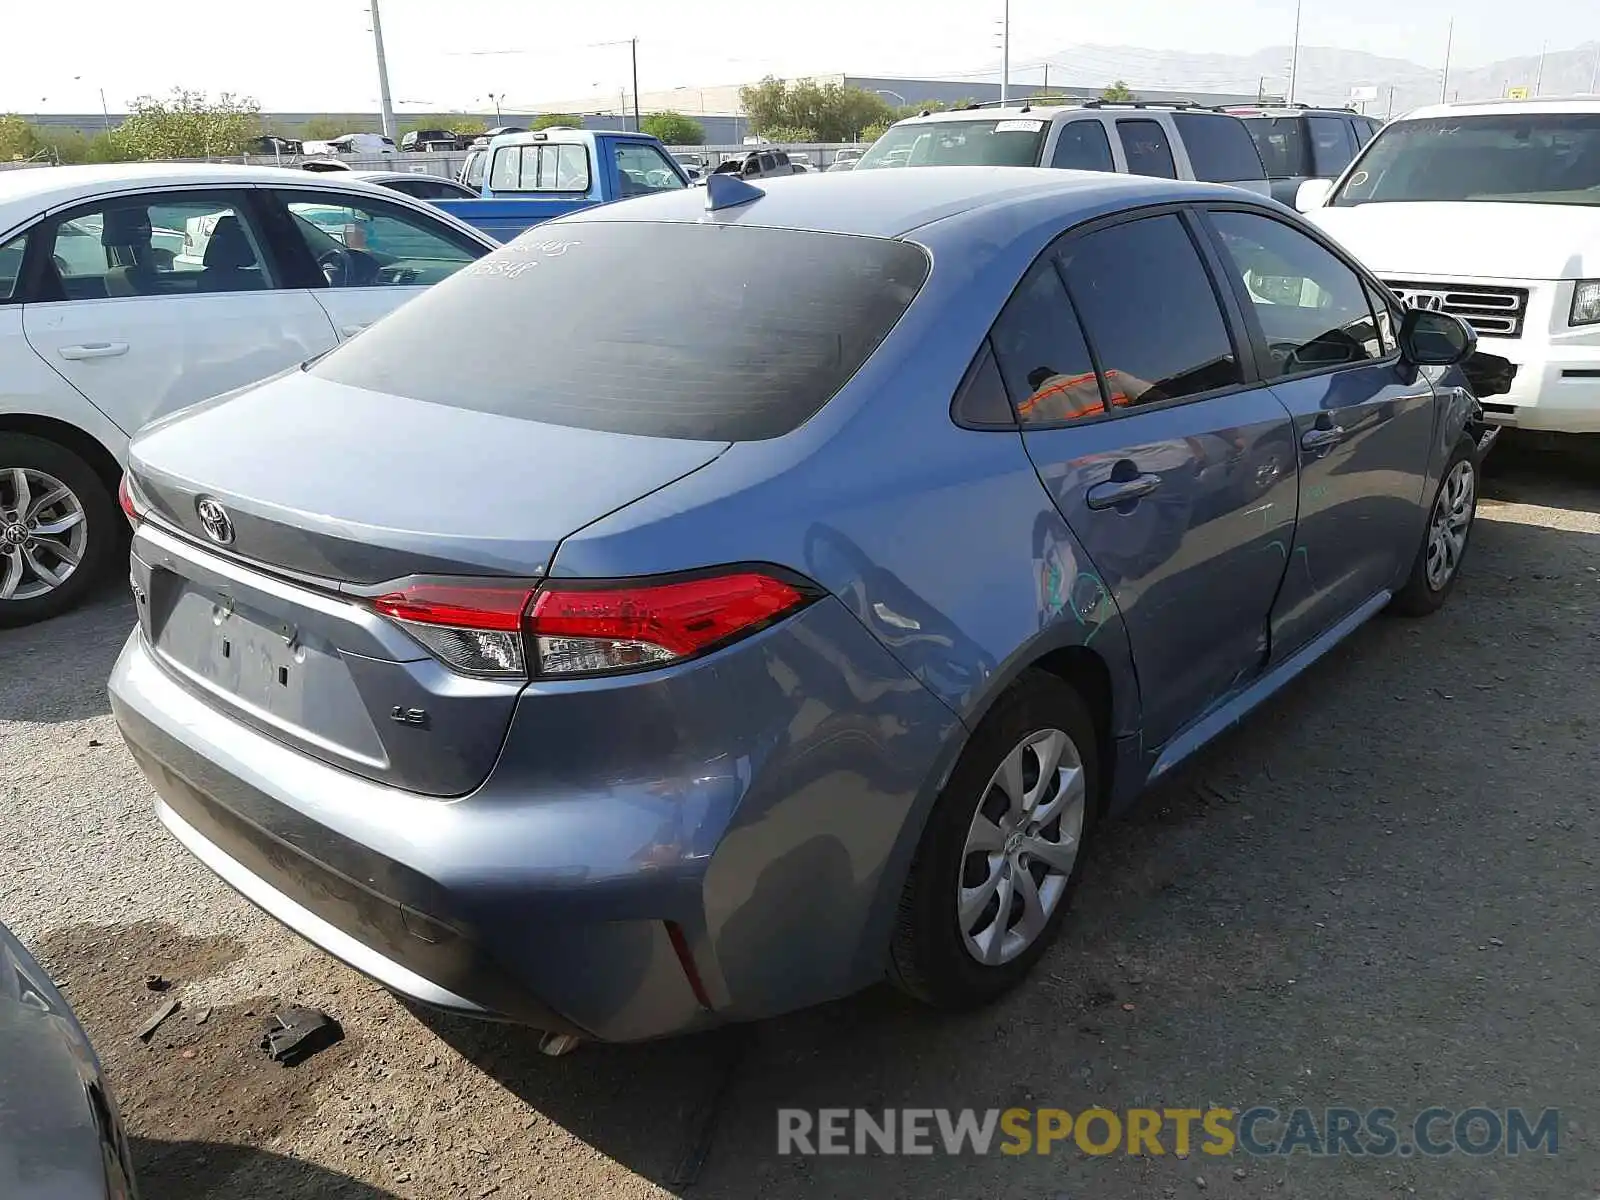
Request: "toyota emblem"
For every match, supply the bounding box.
[196,497,236,546]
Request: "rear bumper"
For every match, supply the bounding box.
[110,597,961,1042]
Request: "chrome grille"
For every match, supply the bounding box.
[1383,279,1529,339]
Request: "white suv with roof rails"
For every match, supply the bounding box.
[1298,96,1600,435]
[853,100,1271,195]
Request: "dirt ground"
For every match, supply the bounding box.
[1,434,1597,1199]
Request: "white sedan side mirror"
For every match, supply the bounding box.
[1295,178,1335,212]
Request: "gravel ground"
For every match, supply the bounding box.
[2,434,1597,1199]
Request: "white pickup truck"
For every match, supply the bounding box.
[1297,97,1600,436]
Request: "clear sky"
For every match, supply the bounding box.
[5,0,1591,114]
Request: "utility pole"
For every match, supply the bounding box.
[1287,0,1303,104]
[1534,41,1547,96]
[1439,19,1453,104]
[1387,84,1395,119]
[1591,44,1600,92]
[631,37,641,132]
[1043,62,1049,94]
[99,88,111,133]
[370,0,396,140]
[1000,0,1011,105]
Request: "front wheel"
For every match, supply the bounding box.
[1389,435,1478,617]
[889,672,1099,1010]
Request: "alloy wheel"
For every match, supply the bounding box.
[0,467,89,602]
[1425,458,1475,592]
[958,727,1087,966]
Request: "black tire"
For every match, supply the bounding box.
[889,670,1100,1010]
[1388,434,1478,618]
[0,433,120,628]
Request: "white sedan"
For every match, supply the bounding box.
[0,162,498,626]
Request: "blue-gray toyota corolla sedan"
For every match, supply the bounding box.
[110,167,1493,1048]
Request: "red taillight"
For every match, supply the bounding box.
[526,572,809,677]
[372,582,536,677]
[369,570,811,679]
[117,475,142,525]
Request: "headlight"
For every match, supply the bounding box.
[1571,280,1600,326]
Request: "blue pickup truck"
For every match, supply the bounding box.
[432,128,692,241]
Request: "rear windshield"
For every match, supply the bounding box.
[1172,113,1267,182]
[1333,113,1600,206]
[855,119,1048,169]
[309,222,930,441]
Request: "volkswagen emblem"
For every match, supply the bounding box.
[196,497,235,546]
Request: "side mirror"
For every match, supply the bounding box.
[1400,307,1476,367]
[1295,178,1334,212]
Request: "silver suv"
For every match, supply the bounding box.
[854,100,1271,195]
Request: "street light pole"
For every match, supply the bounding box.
[370,0,397,139]
[631,37,641,132]
[1000,0,1011,105]
[1440,19,1454,103]
[1287,0,1303,104]
[1534,40,1548,96]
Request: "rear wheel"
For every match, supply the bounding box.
[889,671,1099,1010]
[0,434,118,628]
[1389,435,1477,618]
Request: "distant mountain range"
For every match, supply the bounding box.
[978,41,1600,116]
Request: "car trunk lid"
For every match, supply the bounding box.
[126,369,728,796]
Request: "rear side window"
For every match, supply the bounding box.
[1173,113,1266,182]
[310,222,930,441]
[1060,214,1242,408]
[1117,119,1177,179]
[991,260,1103,424]
[1243,116,1307,177]
[1307,116,1358,177]
[1049,121,1115,172]
[1353,118,1378,147]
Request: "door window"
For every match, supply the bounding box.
[1116,119,1177,178]
[614,143,687,196]
[1209,209,1387,378]
[1059,214,1242,408]
[1306,116,1358,176]
[1049,121,1115,172]
[463,150,486,190]
[991,260,1103,424]
[277,192,483,288]
[39,192,274,301]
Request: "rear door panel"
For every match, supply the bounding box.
[1000,210,1298,749]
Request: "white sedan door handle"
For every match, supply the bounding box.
[58,342,129,361]
[340,324,370,337]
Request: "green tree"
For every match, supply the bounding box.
[640,111,705,145]
[757,124,819,144]
[1100,80,1137,102]
[530,113,585,131]
[0,115,43,161]
[860,121,891,143]
[113,89,262,158]
[738,77,893,142]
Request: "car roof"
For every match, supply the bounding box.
[566,164,1251,239]
[0,162,428,236]
[1397,95,1600,120]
